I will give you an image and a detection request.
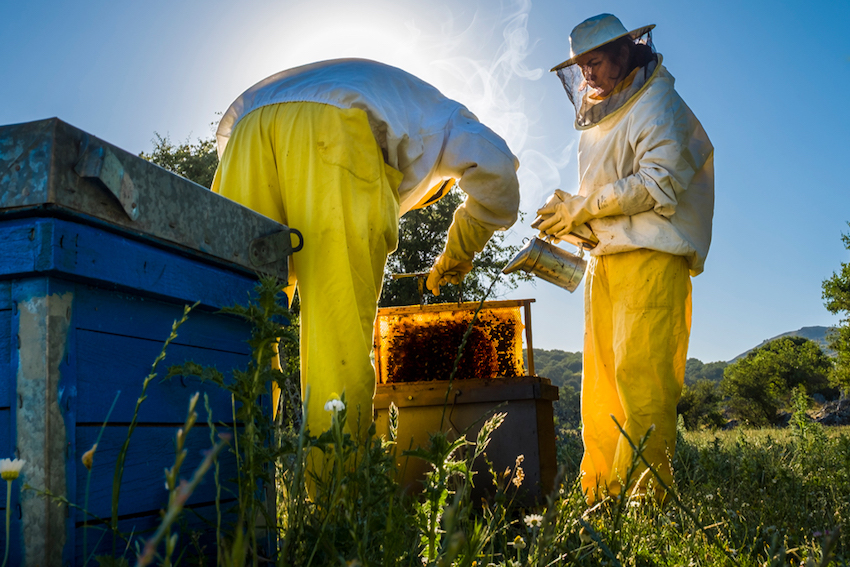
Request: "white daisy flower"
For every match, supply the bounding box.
[0,458,25,481]
[524,513,543,529]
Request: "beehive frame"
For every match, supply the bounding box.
[373,299,535,384]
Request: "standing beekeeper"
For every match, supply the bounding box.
[212,58,520,444]
[533,14,714,505]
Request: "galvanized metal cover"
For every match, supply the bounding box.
[0,118,295,280]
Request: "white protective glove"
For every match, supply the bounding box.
[426,207,494,296]
[532,185,623,241]
[426,255,474,296]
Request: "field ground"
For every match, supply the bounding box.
[541,424,850,566]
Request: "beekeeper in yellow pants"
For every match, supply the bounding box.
[212,59,520,459]
[536,14,714,505]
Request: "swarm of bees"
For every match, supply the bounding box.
[380,308,524,383]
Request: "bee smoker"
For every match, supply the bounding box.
[502,237,588,292]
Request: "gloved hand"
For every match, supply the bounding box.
[532,185,622,241]
[426,254,474,296]
[426,207,494,295]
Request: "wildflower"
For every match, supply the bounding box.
[512,456,525,487]
[512,470,525,488]
[508,535,527,550]
[3,458,25,567]
[524,514,543,529]
[81,443,97,471]
[324,399,345,413]
[0,459,25,481]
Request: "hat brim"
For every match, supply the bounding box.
[549,24,656,72]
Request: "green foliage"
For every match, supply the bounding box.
[722,337,834,425]
[274,399,404,566]
[677,378,726,430]
[380,186,529,307]
[673,427,850,566]
[532,348,582,393]
[139,133,219,189]
[822,223,850,394]
[529,350,582,448]
[554,384,581,430]
[685,357,728,385]
[788,387,829,468]
[826,325,850,394]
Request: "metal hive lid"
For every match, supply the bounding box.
[0,117,297,279]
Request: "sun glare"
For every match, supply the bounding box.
[222,0,566,210]
[257,10,469,101]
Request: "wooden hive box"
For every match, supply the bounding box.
[372,300,559,504]
[0,118,297,565]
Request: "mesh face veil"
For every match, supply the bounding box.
[556,31,658,129]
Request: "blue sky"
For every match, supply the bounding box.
[2,0,848,363]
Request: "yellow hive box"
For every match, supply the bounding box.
[373,299,557,503]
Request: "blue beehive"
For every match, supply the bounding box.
[0,118,297,565]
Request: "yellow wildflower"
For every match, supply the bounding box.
[82,443,98,471]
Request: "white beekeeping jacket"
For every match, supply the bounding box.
[577,64,714,275]
[216,58,520,233]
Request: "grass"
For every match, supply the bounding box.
[12,277,850,566]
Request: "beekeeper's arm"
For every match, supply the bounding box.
[535,103,699,240]
[427,109,520,295]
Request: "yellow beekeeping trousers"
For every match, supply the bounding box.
[212,102,402,444]
[580,248,691,505]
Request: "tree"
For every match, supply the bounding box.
[553,383,581,429]
[721,337,834,425]
[822,223,850,396]
[531,349,582,393]
[677,379,724,430]
[139,133,218,188]
[684,358,727,385]
[379,186,530,307]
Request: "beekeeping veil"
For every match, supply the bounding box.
[551,14,657,129]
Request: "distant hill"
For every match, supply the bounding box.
[530,348,725,386]
[531,326,837,387]
[730,326,835,362]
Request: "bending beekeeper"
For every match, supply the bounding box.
[212,58,520,445]
[534,14,714,505]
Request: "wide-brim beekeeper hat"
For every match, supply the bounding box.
[550,13,655,72]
